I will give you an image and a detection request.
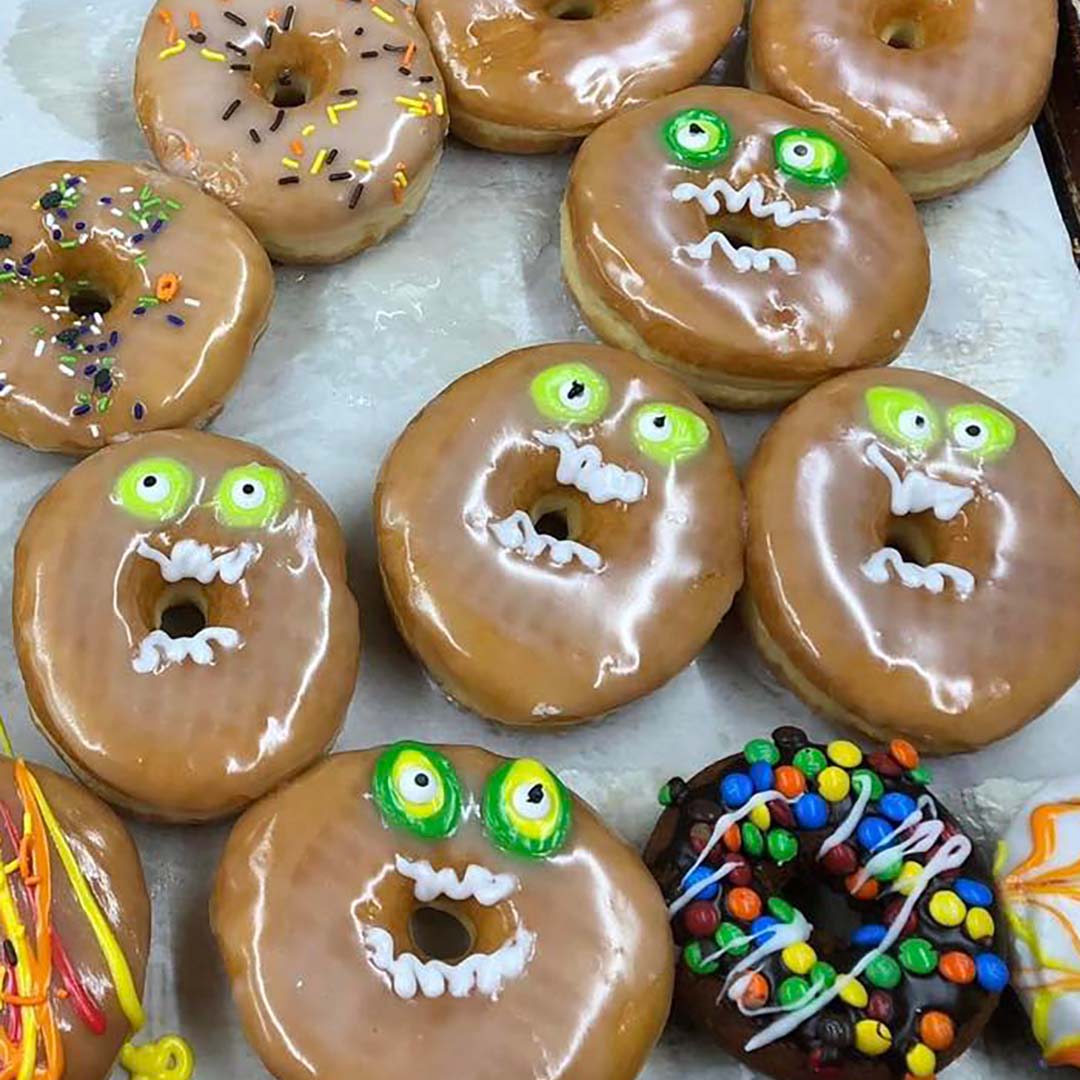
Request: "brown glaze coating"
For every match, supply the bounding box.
[14,430,361,822]
[374,343,744,725]
[0,160,271,455]
[212,745,673,1080]
[749,0,1058,199]
[415,0,743,152]
[745,369,1080,752]
[0,757,149,1080]
[135,0,448,263]
[562,88,930,408]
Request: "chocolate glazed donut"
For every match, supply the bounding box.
[644,727,1009,1080]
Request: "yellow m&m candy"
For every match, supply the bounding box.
[750,803,771,831]
[818,766,851,803]
[895,861,924,896]
[827,740,863,768]
[965,907,995,941]
[906,1042,937,1077]
[782,943,817,975]
[929,890,967,928]
[854,1019,892,1056]
[839,978,869,1008]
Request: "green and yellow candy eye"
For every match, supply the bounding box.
[663,108,731,168]
[112,457,195,522]
[213,464,288,528]
[866,387,941,451]
[530,362,610,424]
[372,742,463,840]
[632,403,710,465]
[483,759,571,860]
[946,403,1016,461]
[775,128,849,186]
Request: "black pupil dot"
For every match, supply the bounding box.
[652,416,666,429]
[914,415,926,427]
[242,483,255,495]
[966,424,981,437]
[567,381,585,400]
[794,144,810,157]
[415,773,430,788]
[526,783,545,804]
[142,475,158,488]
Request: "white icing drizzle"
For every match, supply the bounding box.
[363,925,535,1001]
[131,626,240,674]
[534,430,646,505]
[672,178,824,228]
[850,816,945,894]
[681,232,797,275]
[489,511,602,570]
[743,833,973,1052]
[136,538,258,585]
[713,912,813,994]
[817,772,874,859]
[861,547,975,597]
[865,442,974,521]
[667,861,737,919]
[394,855,517,908]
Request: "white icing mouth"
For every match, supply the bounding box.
[131,627,241,674]
[860,547,975,597]
[534,430,646,505]
[866,442,974,521]
[394,855,518,907]
[489,511,602,571]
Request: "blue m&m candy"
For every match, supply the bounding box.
[878,792,917,824]
[955,878,994,908]
[794,793,829,831]
[721,773,754,809]
[749,761,775,794]
[975,953,1009,993]
[751,916,778,944]
[852,924,888,949]
[857,816,893,853]
[682,866,720,902]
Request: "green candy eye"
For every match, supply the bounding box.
[372,742,463,840]
[775,128,849,186]
[866,387,941,450]
[632,403,710,465]
[530,362,610,424]
[213,464,288,528]
[112,457,195,522]
[483,759,571,860]
[663,108,731,168]
[946,403,1016,461]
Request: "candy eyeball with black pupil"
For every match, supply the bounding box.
[632,403,710,465]
[513,781,552,821]
[112,457,196,522]
[483,759,572,859]
[531,362,610,424]
[945,403,1016,460]
[214,464,288,529]
[371,742,464,841]
[866,387,941,451]
[663,108,731,168]
[774,127,849,186]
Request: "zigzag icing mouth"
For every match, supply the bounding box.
[393,855,518,906]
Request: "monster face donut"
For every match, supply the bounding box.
[644,726,1009,1080]
[0,750,191,1080]
[212,743,673,1079]
[135,0,448,263]
[745,369,1080,752]
[415,0,744,154]
[0,160,271,454]
[13,430,360,823]
[996,779,1080,1067]
[749,0,1058,200]
[561,88,930,408]
[375,343,744,725]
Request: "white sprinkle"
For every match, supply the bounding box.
[89,424,100,438]
[183,298,201,308]
[0,385,12,399]
[110,208,123,218]
[57,365,73,377]
[119,186,134,194]
[33,339,45,357]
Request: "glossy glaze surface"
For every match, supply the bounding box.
[0,160,271,454]
[749,0,1058,178]
[135,0,448,262]
[212,744,673,1080]
[997,779,1080,1068]
[374,343,744,725]
[746,369,1080,752]
[0,757,149,1080]
[562,88,929,403]
[13,430,360,822]
[416,0,742,144]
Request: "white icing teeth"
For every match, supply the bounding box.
[861,547,975,597]
[534,430,646,505]
[135,537,259,585]
[866,442,974,521]
[394,855,519,907]
[489,511,602,571]
[682,233,797,275]
[131,627,241,675]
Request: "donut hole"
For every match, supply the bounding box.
[873,2,965,50]
[884,514,938,568]
[251,34,340,109]
[547,0,598,19]
[153,585,209,639]
[408,904,475,963]
[706,213,766,252]
[67,283,113,319]
[530,493,583,541]
[880,18,925,49]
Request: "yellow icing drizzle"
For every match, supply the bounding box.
[121,1035,196,1080]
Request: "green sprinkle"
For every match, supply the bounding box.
[165,198,182,210]
[96,396,111,413]
[58,240,78,249]
[75,391,91,405]
[59,355,77,367]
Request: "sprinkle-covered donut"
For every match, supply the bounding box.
[561,87,929,408]
[745,369,1080,752]
[375,343,744,724]
[0,160,271,454]
[644,726,1008,1080]
[749,0,1058,200]
[212,743,673,1079]
[996,779,1080,1067]
[415,0,744,153]
[135,0,448,263]
[13,430,360,823]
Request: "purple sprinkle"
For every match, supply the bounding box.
[58,209,68,220]
[133,307,146,316]
[133,402,145,420]
[100,379,113,393]
[167,314,185,327]
[17,267,30,278]
[83,364,97,375]
[97,343,109,353]
[131,233,145,244]
[69,177,81,186]
[151,220,164,233]
[75,222,86,231]
[99,196,112,205]
[52,230,62,240]
[109,331,119,346]
[72,404,91,416]
[22,252,35,265]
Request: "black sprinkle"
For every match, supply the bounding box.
[398,66,411,76]
[360,49,378,58]
[338,88,358,96]
[283,4,295,30]
[133,402,146,420]
[418,74,435,83]
[348,183,364,209]
[222,99,241,120]
[383,43,406,52]
[354,26,365,35]
[224,10,247,24]
[270,109,285,132]
[230,63,252,71]
[264,24,274,47]
[40,191,62,210]
[226,41,247,55]
[328,171,351,182]
[278,176,301,185]
[249,128,262,144]
[3,940,16,967]
[0,235,10,250]
[325,148,339,164]
[188,31,207,43]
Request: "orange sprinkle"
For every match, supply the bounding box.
[167,23,179,43]
[774,765,806,799]
[291,139,305,156]
[189,10,201,27]
[723,824,741,852]
[737,972,769,1010]
[846,873,879,901]
[56,988,69,1000]
[726,887,762,921]
[155,272,181,303]
[403,41,416,67]
[890,739,919,770]
[919,1011,955,1051]
[157,9,174,22]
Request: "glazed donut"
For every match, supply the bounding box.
[562,87,929,408]
[744,369,1080,752]
[415,0,744,153]
[0,160,271,454]
[996,779,1080,1067]
[13,430,360,823]
[374,342,744,725]
[644,725,1009,1080]
[212,742,672,1079]
[748,0,1058,200]
[0,751,192,1080]
[135,0,448,263]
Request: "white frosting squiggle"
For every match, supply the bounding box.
[667,861,737,919]
[131,627,240,674]
[489,511,602,571]
[861,547,975,597]
[394,855,518,907]
[866,442,974,521]
[534,430,645,505]
[136,538,258,585]
[818,772,874,859]
[716,912,813,995]
[672,178,824,228]
[681,232,797,274]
